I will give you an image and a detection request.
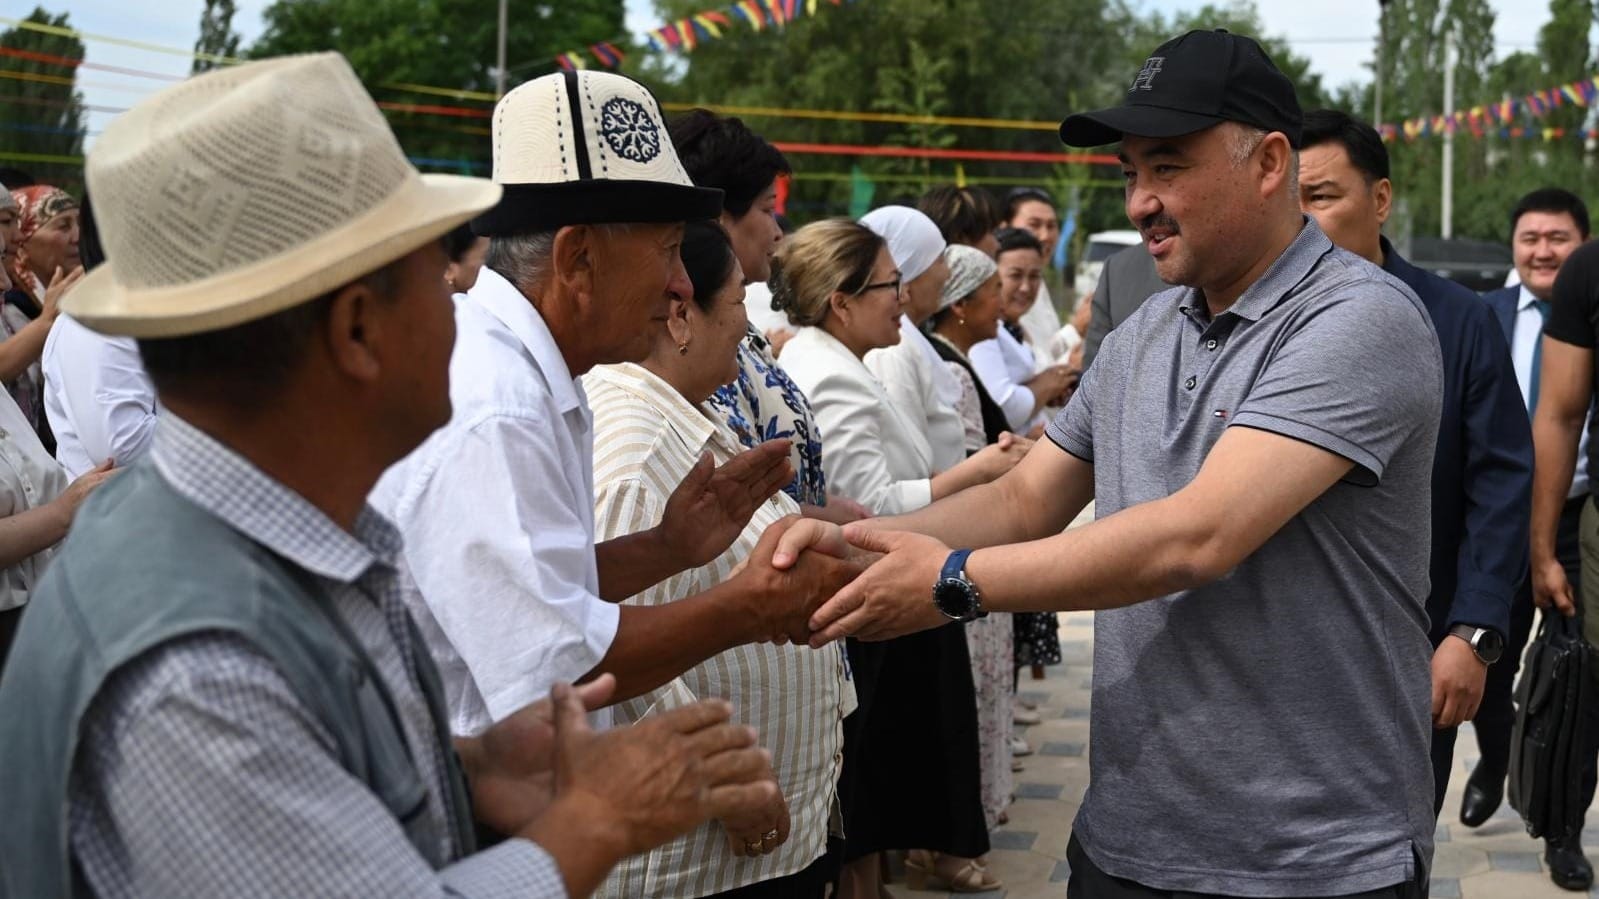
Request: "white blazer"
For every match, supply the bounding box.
[781,326,934,515]
[865,316,968,473]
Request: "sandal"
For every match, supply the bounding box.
[905,850,1003,893]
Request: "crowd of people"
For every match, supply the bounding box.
[4,23,1599,899]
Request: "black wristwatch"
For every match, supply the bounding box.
[933,549,987,622]
[1448,623,1505,665]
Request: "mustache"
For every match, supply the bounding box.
[1138,215,1180,235]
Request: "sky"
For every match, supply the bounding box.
[13,0,1561,149]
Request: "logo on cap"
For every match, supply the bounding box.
[600,97,661,164]
[1129,57,1165,93]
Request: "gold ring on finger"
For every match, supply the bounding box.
[763,829,779,841]
[745,840,762,854]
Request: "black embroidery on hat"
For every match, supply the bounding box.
[600,97,661,164]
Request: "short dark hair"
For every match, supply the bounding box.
[994,226,1044,257]
[139,264,396,404]
[668,109,791,219]
[444,222,479,262]
[918,185,1003,247]
[1511,188,1591,239]
[681,220,736,312]
[1005,187,1055,222]
[1301,108,1390,183]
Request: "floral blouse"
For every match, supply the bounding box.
[709,325,828,506]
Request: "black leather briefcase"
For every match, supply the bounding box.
[1509,612,1591,840]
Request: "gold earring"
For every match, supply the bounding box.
[678,340,690,355]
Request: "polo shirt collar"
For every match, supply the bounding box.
[468,267,583,416]
[1172,217,1332,324]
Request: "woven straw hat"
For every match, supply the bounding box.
[65,52,503,338]
[471,70,723,236]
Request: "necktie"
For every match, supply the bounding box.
[1531,299,1552,414]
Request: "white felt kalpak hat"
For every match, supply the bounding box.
[65,52,502,338]
[471,70,724,236]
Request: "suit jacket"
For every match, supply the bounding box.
[1482,285,1519,341]
[1384,241,1531,644]
[780,326,935,515]
[1083,244,1168,370]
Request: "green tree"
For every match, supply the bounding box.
[193,0,242,73]
[0,7,86,192]
[249,0,626,173]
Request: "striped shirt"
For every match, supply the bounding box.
[585,363,853,899]
[67,414,565,897]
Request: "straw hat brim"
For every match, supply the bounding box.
[64,173,504,339]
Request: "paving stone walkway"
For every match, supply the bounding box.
[883,610,1590,899]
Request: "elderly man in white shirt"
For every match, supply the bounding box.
[373,70,857,738]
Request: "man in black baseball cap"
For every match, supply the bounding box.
[789,27,1440,899]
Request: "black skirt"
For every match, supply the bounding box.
[836,625,990,861]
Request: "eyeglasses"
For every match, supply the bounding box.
[854,277,902,298]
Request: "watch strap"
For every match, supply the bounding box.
[942,549,974,583]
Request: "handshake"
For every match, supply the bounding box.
[729,513,955,647]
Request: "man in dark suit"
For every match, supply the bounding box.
[1298,106,1533,817]
[1081,243,1168,369]
[1470,187,1596,889]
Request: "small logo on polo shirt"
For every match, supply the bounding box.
[1130,57,1165,92]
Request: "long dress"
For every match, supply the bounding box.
[932,335,1015,828]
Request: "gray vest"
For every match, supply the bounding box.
[0,463,476,898]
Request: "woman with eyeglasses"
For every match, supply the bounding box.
[774,219,1002,896]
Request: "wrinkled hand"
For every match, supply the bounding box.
[1431,636,1487,729]
[53,459,117,528]
[721,755,790,858]
[660,440,793,569]
[737,515,863,644]
[41,265,85,320]
[552,683,779,858]
[462,675,619,836]
[1532,554,1577,618]
[807,526,953,646]
[800,494,872,526]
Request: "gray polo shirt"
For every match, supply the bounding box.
[1047,219,1441,897]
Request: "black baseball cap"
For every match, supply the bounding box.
[1059,29,1303,148]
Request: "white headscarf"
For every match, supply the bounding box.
[859,205,946,282]
[939,244,998,311]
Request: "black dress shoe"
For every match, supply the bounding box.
[1546,835,1594,891]
[1458,764,1503,828]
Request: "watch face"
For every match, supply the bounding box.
[934,577,976,620]
[1476,629,1505,664]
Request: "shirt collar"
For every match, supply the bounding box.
[151,414,400,584]
[585,362,727,454]
[1172,217,1332,324]
[1518,283,1544,311]
[467,267,583,416]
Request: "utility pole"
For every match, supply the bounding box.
[1442,23,1456,240]
[496,0,508,98]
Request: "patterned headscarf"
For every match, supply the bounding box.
[6,185,77,302]
[11,185,76,247]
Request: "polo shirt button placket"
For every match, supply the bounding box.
[1185,376,1197,390]
[1206,338,1218,351]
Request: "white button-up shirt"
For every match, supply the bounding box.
[43,315,160,479]
[969,325,1045,434]
[1513,285,1589,498]
[372,268,619,736]
[0,388,67,611]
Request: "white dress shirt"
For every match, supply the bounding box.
[1019,282,1064,365]
[742,282,792,339]
[865,317,968,472]
[0,388,66,611]
[43,314,159,479]
[585,363,851,899]
[372,268,618,736]
[969,325,1045,433]
[780,326,935,515]
[1513,285,1589,498]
